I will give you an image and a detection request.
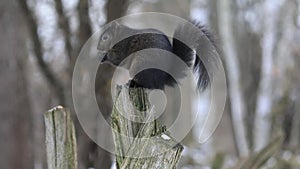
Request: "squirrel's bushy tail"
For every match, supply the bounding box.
[173,21,218,90]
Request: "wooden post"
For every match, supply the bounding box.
[44,106,77,169]
[111,85,183,169]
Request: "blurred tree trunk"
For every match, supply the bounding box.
[106,0,129,22]
[208,0,239,157]
[74,1,96,169]
[93,0,129,168]
[217,0,250,157]
[274,0,298,148]
[17,0,130,168]
[208,0,219,34]
[0,0,33,168]
[233,2,262,150]
[73,1,119,168]
[237,30,262,150]
[254,0,282,151]
[290,31,300,148]
[18,0,66,105]
[139,0,190,17]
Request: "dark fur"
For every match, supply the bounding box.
[98,21,217,90]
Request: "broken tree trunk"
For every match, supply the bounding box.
[44,106,77,169]
[111,85,183,169]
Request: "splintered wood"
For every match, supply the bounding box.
[111,85,183,169]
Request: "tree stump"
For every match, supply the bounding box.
[44,106,77,169]
[111,85,183,169]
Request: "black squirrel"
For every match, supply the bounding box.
[97,21,217,91]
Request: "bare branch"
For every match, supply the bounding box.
[53,0,73,65]
[18,0,65,105]
[71,0,93,70]
[77,0,92,48]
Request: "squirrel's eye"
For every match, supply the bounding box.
[102,34,109,41]
[132,39,138,44]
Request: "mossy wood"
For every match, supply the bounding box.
[111,85,183,169]
[44,106,77,169]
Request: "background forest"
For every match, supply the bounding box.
[1,0,300,168]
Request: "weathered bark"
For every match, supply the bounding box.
[217,0,249,157]
[111,85,183,169]
[44,106,77,169]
